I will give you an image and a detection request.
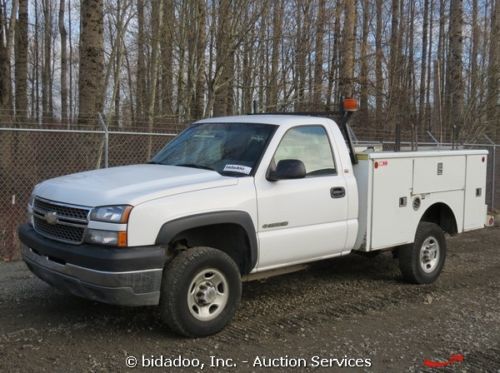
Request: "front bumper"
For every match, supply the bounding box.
[18,224,167,306]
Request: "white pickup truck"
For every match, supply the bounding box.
[19,108,488,337]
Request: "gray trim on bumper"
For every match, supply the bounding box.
[22,245,163,306]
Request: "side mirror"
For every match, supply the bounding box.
[268,159,306,181]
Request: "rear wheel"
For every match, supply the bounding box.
[159,247,241,337]
[398,222,446,284]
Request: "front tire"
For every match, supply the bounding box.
[398,222,446,284]
[159,247,241,337]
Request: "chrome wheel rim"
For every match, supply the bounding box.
[420,236,440,273]
[187,268,229,321]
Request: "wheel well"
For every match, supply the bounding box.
[420,203,458,235]
[169,223,253,275]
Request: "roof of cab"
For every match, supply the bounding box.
[195,114,338,128]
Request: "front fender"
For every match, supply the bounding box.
[155,210,259,272]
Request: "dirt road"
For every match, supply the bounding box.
[1,227,499,372]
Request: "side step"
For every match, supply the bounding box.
[242,264,309,282]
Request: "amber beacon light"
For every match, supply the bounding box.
[343,98,359,112]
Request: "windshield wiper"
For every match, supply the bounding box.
[175,163,217,172]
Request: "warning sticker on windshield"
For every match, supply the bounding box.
[223,164,252,175]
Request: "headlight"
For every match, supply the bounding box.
[90,205,132,223]
[85,229,127,247]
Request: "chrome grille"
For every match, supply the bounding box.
[32,197,90,244]
[34,198,89,222]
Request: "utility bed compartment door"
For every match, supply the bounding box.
[412,156,466,194]
[463,155,487,230]
[370,158,414,249]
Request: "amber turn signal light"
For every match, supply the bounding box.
[117,231,128,247]
[120,206,133,224]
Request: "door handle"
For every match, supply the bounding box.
[330,187,345,198]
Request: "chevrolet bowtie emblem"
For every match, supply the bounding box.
[44,211,58,225]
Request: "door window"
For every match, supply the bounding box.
[273,126,336,177]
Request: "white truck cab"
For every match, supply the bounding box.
[19,112,488,337]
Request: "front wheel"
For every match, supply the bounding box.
[159,247,241,337]
[398,222,447,284]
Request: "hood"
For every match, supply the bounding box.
[34,164,238,207]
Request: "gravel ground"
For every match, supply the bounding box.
[0,227,499,372]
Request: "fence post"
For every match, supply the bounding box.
[98,113,109,168]
[483,134,496,210]
[494,146,497,210]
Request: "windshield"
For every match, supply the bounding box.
[151,122,276,176]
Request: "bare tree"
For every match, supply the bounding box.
[160,0,174,117]
[15,0,28,121]
[78,0,104,124]
[176,1,188,117]
[268,0,283,110]
[68,0,74,120]
[469,0,479,106]
[425,0,434,131]
[59,0,68,122]
[374,0,383,129]
[34,0,40,122]
[312,0,326,110]
[257,1,268,112]
[359,0,370,122]
[437,0,446,117]
[294,0,312,111]
[105,0,134,127]
[487,0,499,141]
[418,0,429,128]
[326,3,342,110]
[146,0,163,156]
[136,0,146,122]
[193,0,207,119]
[213,0,252,116]
[0,0,18,117]
[213,0,231,116]
[241,3,255,114]
[339,0,356,99]
[388,0,400,130]
[0,0,18,176]
[446,0,464,134]
[42,0,54,121]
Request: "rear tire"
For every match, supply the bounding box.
[399,222,446,284]
[159,247,241,337]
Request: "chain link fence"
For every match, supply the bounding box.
[0,122,180,260]
[1,120,498,260]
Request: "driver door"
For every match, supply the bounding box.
[254,125,348,270]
